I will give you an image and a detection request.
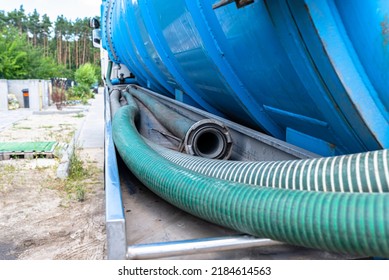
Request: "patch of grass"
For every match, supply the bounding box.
[64,181,86,202]
[59,123,73,127]
[66,131,75,142]
[3,165,16,172]
[38,149,100,203]
[75,185,86,202]
[0,164,17,191]
[33,154,47,159]
[54,129,75,144]
[53,144,65,158]
[35,165,51,171]
[68,152,88,180]
[14,126,32,130]
[39,125,54,129]
[63,151,96,202]
[81,98,90,105]
[73,113,85,118]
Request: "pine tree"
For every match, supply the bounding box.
[1,6,100,79]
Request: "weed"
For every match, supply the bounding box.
[64,131,75,143]
[81,98,90,105]
[3,165,16,172]
[40,125,54,129]
[33,153,47,159]
[75,185,86,202]
[59,123,73,128]
[53,144,65,158]
[35,165,51,171]
[0,164,17,192]
[68,152,88,180]
[53,128,75,144]
[33,149,100,203]
[64,181,86,202]
[73,113,85,118]
[62,151,94,202]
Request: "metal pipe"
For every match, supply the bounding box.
[105,60,114,89]
[127,235,281,260]
[127,85,232,159]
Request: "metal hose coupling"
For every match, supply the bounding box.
[184,119,232,160]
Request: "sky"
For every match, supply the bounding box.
[1,0,101,21]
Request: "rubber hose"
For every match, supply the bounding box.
[112,94,389,257]
[126,85,232,159]
[110,89,122,117]
[128,85,192,140]
[147,141,389,193]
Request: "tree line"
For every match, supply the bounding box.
[0,5,100,80]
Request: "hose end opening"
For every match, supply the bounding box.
[184,119,233,160]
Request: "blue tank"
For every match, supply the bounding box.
[100,0,389,156]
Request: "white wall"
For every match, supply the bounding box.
[7,79,51,110]
[0,79,8,111]
[41,80,52,108]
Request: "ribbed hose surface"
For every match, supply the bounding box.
[148,141,389,193]
[112,94,389,257]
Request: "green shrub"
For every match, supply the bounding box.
[74,63,97,88]
[67,63,98,104]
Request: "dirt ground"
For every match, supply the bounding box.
[0,106,106,260]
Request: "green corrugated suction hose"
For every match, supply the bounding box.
[147,141,389,193]
[112,94,389,257]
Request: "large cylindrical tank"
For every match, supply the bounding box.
[101,0,389,156]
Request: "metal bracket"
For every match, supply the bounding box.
[213,0,255,9]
